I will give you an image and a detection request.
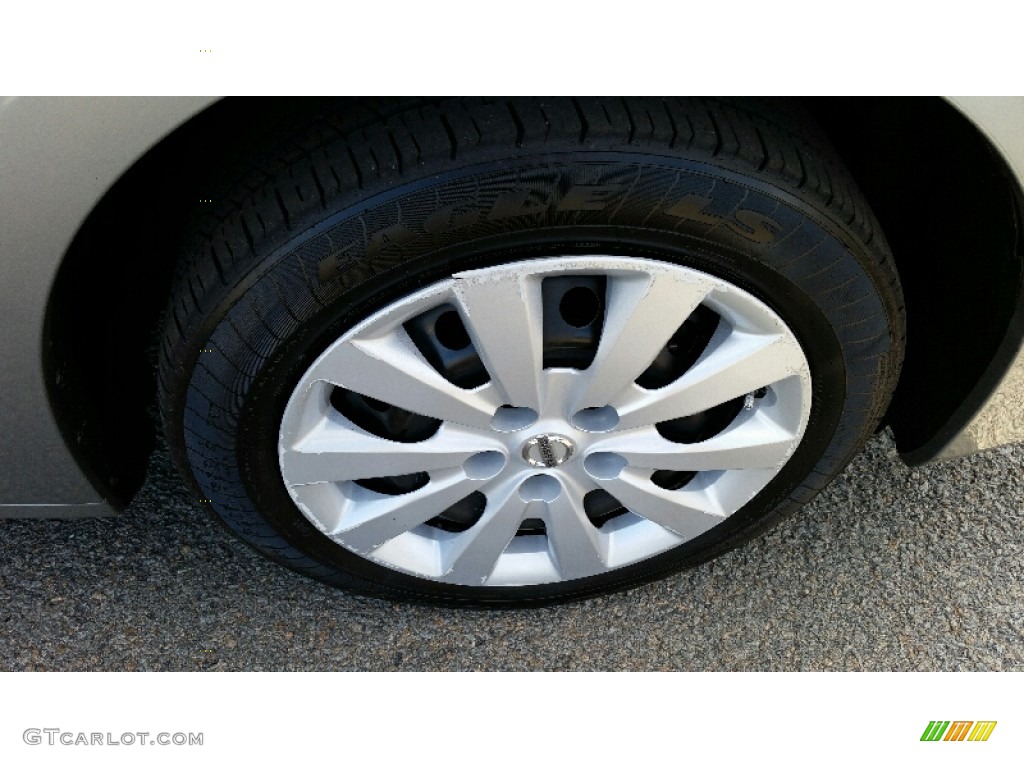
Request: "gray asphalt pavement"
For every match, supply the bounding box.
[1,431,1022,671]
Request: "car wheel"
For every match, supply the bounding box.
[159,97,904,605]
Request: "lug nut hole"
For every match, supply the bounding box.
[518,474,562,502]
[571,406,619,432]
[584,452,628,480]
[491,405,539,432]
[463,451,506,480]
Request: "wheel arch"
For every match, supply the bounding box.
[42,97,270,508]
[43,97,417,509]
[798,97,1024,464]
[44,96,1024,512]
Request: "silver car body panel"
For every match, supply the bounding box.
[927,98,1024,461]
[0,97,216,517]
[0,96,1020,516]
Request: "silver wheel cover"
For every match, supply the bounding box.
[278,256,812,587]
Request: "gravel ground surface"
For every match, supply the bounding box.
[1,430,1022,671]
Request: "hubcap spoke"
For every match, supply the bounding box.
[281,421,496,485]
[544,476,607,580]
[573,269,713,409]
[598,468,726,539]
[337,470,484,553]
[452,270,545,411]
[613,330,807,430]
[590,413,798,472]
[312,330,502,430]
[441,480,529,584]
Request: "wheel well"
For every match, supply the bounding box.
[799,97,1024,461]
[43,98,347,507]
[44,97,1024,509]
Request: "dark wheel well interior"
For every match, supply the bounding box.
[800,97,1024,462]
[43,97,1024,508]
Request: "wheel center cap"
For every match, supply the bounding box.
[521,434,575,468]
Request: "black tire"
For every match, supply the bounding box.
[159,97,905,606]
